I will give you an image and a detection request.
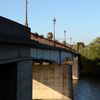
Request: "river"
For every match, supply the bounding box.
[73,75,100,100]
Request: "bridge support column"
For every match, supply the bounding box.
[73,60,79,79]
[33,63,73,100]
[67,60,79,80]
[17,60,32,100]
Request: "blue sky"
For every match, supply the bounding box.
[0,0,100,44]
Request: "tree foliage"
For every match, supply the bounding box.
[80,37,100,60]
[76,42,84,51]
[40,34,44,38]
[47,32,53,40]
[34,32,39,37]
[79,37,100,74]
[62,40,66,45]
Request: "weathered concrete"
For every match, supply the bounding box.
[0,16,30,40]
[0,43,31,61]
[32,63,73,100]
[17,60,32,100]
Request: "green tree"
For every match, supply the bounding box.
[80,37,100,73]
[88,37,100,60]
[76,42,84,51]
[34,32,39,37]
[40,34,44,38]
[47,32,53,40]
[62,40,66,45]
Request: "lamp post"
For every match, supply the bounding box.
[64,30,66,43]
[53,17,56,41]
[70,37,72,45]
[25,0,28,27]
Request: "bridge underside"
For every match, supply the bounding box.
[31,48,79,80]
[0,62,17,100]
[31,48,73,64]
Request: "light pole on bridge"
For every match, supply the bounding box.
[25,0,28,27]
[53,17,56,41]
[64,30,66,43]
[70,37,72,45]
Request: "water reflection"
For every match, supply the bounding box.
[73,75,100,100]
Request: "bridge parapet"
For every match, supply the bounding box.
[31,33,79,55]
[0,16,30,42]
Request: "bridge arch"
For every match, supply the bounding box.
[61,57,73,64]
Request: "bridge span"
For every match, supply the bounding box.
[0,16,79,100]
[31,32,79,79]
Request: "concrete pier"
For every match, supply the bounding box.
[17,60,32,100]
[32,63,73,100]
[67,60,79,80]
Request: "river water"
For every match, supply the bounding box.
[73,75,100,100]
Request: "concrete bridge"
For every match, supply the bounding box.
[0,16,79,100]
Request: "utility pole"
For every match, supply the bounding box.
[25,0,28,27]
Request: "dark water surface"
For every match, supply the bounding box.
[73,75,100,100]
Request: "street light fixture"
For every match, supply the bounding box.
[53,17,56,40]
